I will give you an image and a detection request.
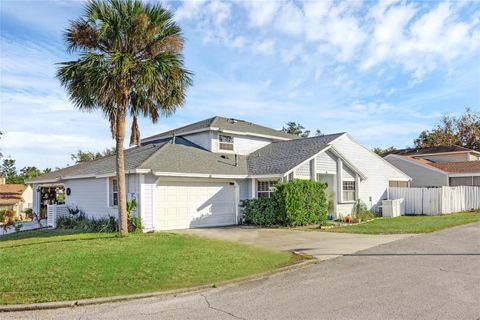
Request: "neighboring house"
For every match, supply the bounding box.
[27,116,410,230]
[0,177,33,217]
[384,146,480,187]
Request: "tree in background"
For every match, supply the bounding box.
[71,148,116,164]
[0,159,22,184]
[282,122,323,138]
[373,146,397,156]
[0,159,51,184]
[57,0,192,234]
[414,108,480,151]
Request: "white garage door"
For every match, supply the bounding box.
[156,180,237,230]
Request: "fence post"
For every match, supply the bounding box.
[47,204,57,228]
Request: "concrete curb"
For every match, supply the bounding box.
[0,252,318,313]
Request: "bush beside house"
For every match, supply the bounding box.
[242,180,328,227]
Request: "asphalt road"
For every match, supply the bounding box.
[4,222,480,320]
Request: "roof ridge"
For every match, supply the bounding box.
[137,142,172,168]
[269,132,345,144]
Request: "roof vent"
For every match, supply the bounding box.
[221,155,229,159]
[227,118,238,124]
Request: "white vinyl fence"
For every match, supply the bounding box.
[389,186,480,215]
[46,204,69,228]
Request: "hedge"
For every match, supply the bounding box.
[242,179,328,227]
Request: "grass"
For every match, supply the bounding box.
[323,210,480,234]
[0,229,293,305]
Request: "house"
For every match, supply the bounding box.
[0,177,33,218]
[27,116,410,230]
[384,146,480,187]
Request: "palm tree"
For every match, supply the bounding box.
[57,0,192,234]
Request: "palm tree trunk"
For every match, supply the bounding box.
[116,112,128,234]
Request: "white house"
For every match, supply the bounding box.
[27,116,410,230]
[384,146,480,187]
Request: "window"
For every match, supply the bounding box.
[219,134,234,151]
[112,179,118,206]
[342,181,356,202]
[257,181,277,198]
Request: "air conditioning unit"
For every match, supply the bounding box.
[382,199,405,217]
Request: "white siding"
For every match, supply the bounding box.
[236,179,250,200]
[416,153,469,163]
[233,135,272,155]
[64,174,140,219]
[64,177,115,219]
[316,151,336,172]
[295,162,311,179]
[331,134,411,212]
[385,156,448,187]
[183,132,212,150]
[342,166,355,180]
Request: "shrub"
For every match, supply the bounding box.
[275,180,328,227]
[351,200,376,222]
[56,206,117,232]
[241,197,286,226]
[241,180,328,227]
[24,208,33,220]
[126,199,142,232]
[0,209,18,233]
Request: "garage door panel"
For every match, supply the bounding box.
[156,181,236,230]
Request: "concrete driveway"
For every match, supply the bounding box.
[173,226,412,260]
[6,222,479,319]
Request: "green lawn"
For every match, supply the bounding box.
[0,229,293,305]
[324,211,480,234]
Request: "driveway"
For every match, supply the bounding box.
[4,222,480,319]
[173,226,412,260]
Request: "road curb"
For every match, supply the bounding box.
[0,252,317,313]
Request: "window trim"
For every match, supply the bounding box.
[257,180,277,198]
[218,134,234,152]
[111,178,119,207]
[341,180,356,203]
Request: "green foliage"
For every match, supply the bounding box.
[57,206,117,232]
[0,209,18,232]
[414,108,480,151]
[242,180,328,227]
[351,200,376,223]
[275,180,328,227]
[126,199,142,232]
[281,122,323,138]
[0,159,23,184]
[70,148,116,164]
[372,146,397,156]
[24,208,33,220]
[241,197,286,226]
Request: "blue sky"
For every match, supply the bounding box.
[1,0,479,169]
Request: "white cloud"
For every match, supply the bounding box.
[253,39,276,55]
[242,1,280,27]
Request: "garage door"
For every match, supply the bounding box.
[156,180,237,230]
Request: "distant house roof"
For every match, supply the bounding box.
[386,145,478,156]
[430,161,480,173]
[142,116,297,142]
[247,133,345,175]
[0,184,27,205]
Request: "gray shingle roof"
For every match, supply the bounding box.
[139,144,248,175]
[26,144,165,183]
[246,133,345,175]
[142,116,296,142]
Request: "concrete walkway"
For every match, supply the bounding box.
[173,226,412,260]
[0,219,47,236]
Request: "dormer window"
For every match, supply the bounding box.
[219,134,234,151]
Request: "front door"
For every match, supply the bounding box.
[317,174,336,216]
